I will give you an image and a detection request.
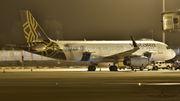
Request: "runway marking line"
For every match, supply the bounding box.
[107,83,180,85]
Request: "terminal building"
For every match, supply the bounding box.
[162,10,180,32]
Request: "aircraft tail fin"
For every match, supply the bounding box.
[20,10,50,42]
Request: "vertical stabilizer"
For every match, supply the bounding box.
[18,10,66,60]
[20,10,50,42]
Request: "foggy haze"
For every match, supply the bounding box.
[0,0,180,48]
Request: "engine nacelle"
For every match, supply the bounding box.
[123,56,149,67]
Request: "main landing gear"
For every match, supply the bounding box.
[109,66,118,71]
[88,65,96,71]
[109,56,118,71]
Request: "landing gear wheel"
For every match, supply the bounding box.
[88,65,96,71]
[166,66,170,70]
[109,66,117,71]
[131,67,134,71]
[140,67,143,71]
[154,66,158,70]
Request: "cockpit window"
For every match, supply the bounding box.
[166,46,170,49]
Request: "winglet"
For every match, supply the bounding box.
[131,36,139,48]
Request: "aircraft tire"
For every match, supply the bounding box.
[109,66,117,71]
[113,66,117,71]
[131,67,134,71]
[88,66,96,71]
[154,66,158,70]
[140,67,143,71]
[109,66,112,71]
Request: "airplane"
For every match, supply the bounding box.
[15,10,176,71]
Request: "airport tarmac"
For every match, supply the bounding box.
[1,68,180,101]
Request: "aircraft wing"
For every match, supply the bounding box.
[104,36,139,59]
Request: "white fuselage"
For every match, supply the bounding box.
[53,40,176,62]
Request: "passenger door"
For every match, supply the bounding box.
[157,44,163,54]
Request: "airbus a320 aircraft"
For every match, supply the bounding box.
[16,10,176,71]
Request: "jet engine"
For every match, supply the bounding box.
[123,56,148,67]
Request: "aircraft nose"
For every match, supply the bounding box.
[171,49,176,58]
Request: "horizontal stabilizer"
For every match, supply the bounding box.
[5,44,17,47]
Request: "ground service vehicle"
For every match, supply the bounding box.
[154,61,172,70]
[146,61,172,70]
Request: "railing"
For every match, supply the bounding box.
[0,50,54,61]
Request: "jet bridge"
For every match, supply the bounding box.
[161,10,180,32]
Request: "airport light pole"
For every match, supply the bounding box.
[57,31,59,41]
[162,0,165,43]
[151,30,153,39]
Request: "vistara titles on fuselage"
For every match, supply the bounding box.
[16,10,176,71]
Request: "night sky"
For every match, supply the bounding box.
[0,0,180,47]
